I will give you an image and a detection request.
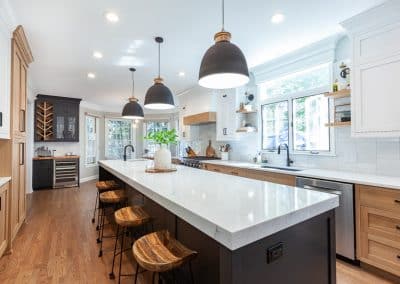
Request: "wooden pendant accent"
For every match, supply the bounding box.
[35,101,54,141]
[214,31,232,42]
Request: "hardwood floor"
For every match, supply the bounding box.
[0,180,397,284]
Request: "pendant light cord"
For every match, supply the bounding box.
[131,70,135,97]
[158,41,161,78]
[222,0,225,31]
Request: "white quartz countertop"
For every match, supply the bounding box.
[202,160,400,190]
[0,177,11,188]
[99,160,338,250]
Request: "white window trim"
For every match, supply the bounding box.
[84,114,99,167]
[104,118,135,160]
[259,68,336,157]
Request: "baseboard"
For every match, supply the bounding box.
[80,175,98,183]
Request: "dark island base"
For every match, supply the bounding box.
[100,166,336,284]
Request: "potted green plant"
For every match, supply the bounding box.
[144,129,178,169]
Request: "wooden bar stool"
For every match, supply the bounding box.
[98,189,127,257]
[92,180,119,229]
[132,230,197,284]
[109,206,151,283]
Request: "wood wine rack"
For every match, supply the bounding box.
[36,101,54,140]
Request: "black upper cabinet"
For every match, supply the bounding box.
[35,95,81,142]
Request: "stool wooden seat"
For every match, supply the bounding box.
[96,180,119,192]
[133,230,197,274]
[109,206,152,282]
[92,180,120,226]
[115,206,150,227]
[99,190,127,204]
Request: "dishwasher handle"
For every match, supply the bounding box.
[303,185,342,196]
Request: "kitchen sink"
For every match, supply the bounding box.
[260,165,303,172]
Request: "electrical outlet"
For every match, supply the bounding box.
[266,242,283,264]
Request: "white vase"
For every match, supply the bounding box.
[154,144,172,170]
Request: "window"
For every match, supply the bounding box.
[260,63,333,154]
[105,119,134,159]
[293,95,330,151]
[144,121,169,155]
[85,115,98,165]
[261,101,288,150]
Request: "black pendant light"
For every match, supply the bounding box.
[122,67,144,119]
[144,37,175,110]
[199,0,249,89]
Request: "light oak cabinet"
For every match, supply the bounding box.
[202,163,295,186]
[0,182,9,258]
[356,184,400,277]
[341,1,400,137]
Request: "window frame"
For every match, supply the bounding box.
[261,100,289,151]
[104,118,134,160]
[84,114,99,167]
[259,64,335,156]
[143,120,170,155]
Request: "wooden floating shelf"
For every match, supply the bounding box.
[236,109,257,114]
[325,121,351,127]
[324,89,351,99]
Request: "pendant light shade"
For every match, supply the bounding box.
[198,0,249,89]
[144,37,175,110]
[122,68,144,119]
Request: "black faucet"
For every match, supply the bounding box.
[277,143,293,167]
[123,144,134,161]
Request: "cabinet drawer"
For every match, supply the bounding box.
[358,185,400,214]
[203,164,245,177]
[244,169,295,186]
[364,239,400,276]
[361,206,400,244]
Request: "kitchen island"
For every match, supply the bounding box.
[99,160,339,284]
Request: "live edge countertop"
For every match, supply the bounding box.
[202,160,400,190]
[99,160,338,250]
[0,177,11,187]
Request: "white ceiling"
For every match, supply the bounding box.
[9,0,384,113]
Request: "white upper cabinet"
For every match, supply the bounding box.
[341,0,400,137]
[216,89,238,141]
[0,21,11,139]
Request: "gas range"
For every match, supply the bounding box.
[181,156,220,168]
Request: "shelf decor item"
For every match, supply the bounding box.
[198,0,249,89]
[144,37,175,110]
[122,68,144,119]
[144,129,178,170]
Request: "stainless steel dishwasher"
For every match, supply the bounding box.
[296,177,355,260]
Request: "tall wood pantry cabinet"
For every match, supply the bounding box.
[9,26,33,243]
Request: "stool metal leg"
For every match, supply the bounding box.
[98,206,105,257]
[109,224,120,279]
[92,190,98,224]
[134,263,140,284]
[189,261,194,284]
[96,202,103,243]
[118,226,126,284]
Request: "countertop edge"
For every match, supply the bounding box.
[0,177,11,187]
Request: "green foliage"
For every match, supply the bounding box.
[144,128,178,146]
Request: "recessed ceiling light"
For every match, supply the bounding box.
[105,12,119,23]
[87,72,96,79]
[271,13,285,24]
[178,71,185,77]
[93,51,103,59]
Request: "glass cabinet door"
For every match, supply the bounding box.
[55,114,65,139]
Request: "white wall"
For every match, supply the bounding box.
[181,35,400,177]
